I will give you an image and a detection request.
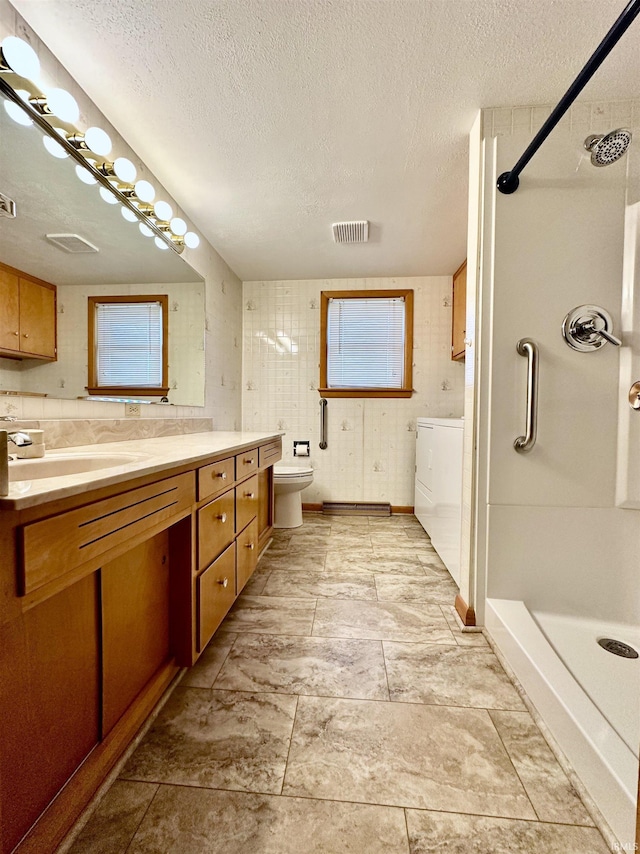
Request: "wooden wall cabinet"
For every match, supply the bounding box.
[0,263,57,360]
[451,259,467,362]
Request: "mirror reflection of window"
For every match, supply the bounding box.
[87,295,169,397]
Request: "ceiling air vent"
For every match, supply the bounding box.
[332,220,369,244]
[46,233,99,254]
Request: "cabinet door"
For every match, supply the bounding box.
[19,278,56,358]
[0,574,100,854]
[197,543,236,651]
[101,531,171,736]
[0,268,20,351]
[451,260,467,361]
[236,518,259,594]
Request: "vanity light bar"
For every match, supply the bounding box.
[0,38,201,254]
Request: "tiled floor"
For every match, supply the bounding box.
[67,514,610,853]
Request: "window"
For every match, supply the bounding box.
[87,295,169,396]
[319,289,413,398]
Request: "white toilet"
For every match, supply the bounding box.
[273,465,314,528]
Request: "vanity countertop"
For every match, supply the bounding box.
[1,430,282,510]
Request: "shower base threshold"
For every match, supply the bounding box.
[486,598,637,849]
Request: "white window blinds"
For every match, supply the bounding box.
[326,296,406,388]
[95,301,163,387]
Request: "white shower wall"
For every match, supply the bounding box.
[242,277,464,506]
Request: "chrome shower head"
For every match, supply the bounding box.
[584,128,632,166]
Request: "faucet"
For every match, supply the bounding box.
[0,430,32,497]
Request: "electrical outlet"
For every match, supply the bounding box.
[125,403,141,417]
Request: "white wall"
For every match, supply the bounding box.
[242,276,464,506]
[474,99,640,626]
[0,1,243,429]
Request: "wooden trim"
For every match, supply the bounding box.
[14,660,179,854]
[391,505,414,514]
[302,503,323,512]
[87,295,169,395]
[455,594,476,627]
[319,289,414,398]
[453,258,467,279]
[0,260,56,291]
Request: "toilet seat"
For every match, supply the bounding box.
[274,465,313,478]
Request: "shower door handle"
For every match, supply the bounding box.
[514,338,539,453]
[319,398,328,449]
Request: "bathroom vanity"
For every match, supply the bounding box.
[0,431,281,854]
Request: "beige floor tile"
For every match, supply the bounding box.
[263,569,376,599]
[440,606,491,647]
[121,688,297,794]
[240,570,271,596]
[325,552,427,576]
[67,781,158,854]
[180,631,236,689]
[287,532,332,551]
[489,710,595,826]
[313,599,456,643]
[258,551,327,573]
[383,642,525,710]
[214,633,389,700]
[283,696,536,818]
[405,809,609,853]
[222,595,316,636]
[375,574,458,605]
[127,787,410,854]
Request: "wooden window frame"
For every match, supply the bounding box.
[87,295,169,397]
[319,289,414,399]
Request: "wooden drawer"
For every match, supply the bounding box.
[197,543,236,651]
[235,447,258,480]
[259,438,282,469]
[198,456,235,502]
[19,472,194,596]
[236,474,258,533]
[197,488,235,571]
[236,518,258,594]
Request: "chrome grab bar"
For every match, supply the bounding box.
[319,398,328,449]
[514,338,539,453]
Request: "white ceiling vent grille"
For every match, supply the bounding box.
[46,233,99,254]
[332,220,369,244]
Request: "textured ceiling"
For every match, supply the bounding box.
[10,0,640,280]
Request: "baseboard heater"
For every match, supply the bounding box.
[322,501,391,516]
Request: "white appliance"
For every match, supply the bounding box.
[415,418,464,584]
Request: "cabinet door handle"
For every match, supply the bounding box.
[217,577,229,587]
[245,542,255,550]
[13,331,18,336]
[214,471,227,480]
[244,492,255,499]
[217,512,227,523]
[244,458,255,465]
[22,333,29,338]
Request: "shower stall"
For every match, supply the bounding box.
[468,101,640,848]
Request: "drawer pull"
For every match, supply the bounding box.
[245,542,255,550]
[214,471,227,480]
[244,492,255,499]
[217,512,227,523]
[23,333,29,339]
[13,331,18,336]
[217,577,229,588]
[244,458,255,465]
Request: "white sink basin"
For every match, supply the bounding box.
[9,452,146,481]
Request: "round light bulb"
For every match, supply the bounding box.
[1,36,41,79]
[139,222,154,238]
[113,157,136,183]
[170,217,187,236]
[184,231,200,249]
[99,186,119,205]
[84,126,111,156]
[45,87,79,123]
[4,95,32,126]
[75,164,97,185]
[43,129,69,159]
[154,236,169,250]
[121,206,138,223]
[154,200,173,221]
[134,180,155,203]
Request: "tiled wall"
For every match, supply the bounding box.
[242,277,465,506]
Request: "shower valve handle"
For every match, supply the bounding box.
[579,319,621,347]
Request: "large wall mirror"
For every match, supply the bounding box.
[0,102,205,407]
